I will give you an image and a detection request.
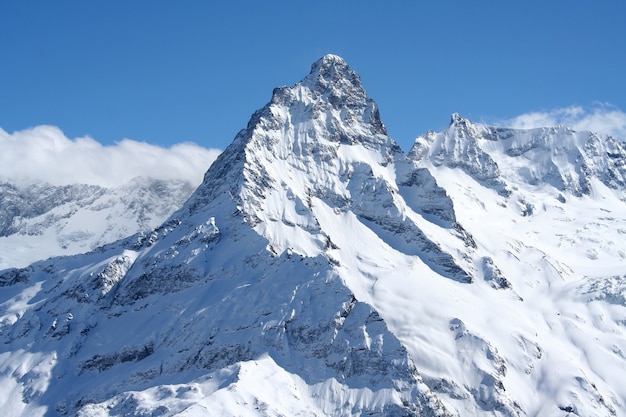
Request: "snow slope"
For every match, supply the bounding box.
[1,55,625,417]
[0,177,197,269]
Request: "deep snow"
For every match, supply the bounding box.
[1,54,625,417]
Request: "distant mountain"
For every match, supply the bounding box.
[411,112,626,196]
[1,54,625,417]
[0,177,196,269]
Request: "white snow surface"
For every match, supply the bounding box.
[1,54,626,417]
[0,177,197,269]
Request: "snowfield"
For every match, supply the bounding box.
[1,54,625,416]
[0,177,198,269]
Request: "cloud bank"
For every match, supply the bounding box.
[3,104,624,190]
[0,125,222,188]
[497,104,626,140]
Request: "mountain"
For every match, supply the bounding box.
[0,177,197,269]
[411,112,626,197]
[1,54,626,417]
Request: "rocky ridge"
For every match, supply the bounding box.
[0,177,196,269]
[1,55,625,416]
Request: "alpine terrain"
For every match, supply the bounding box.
[0,177,197,269]
[1,55,626,416]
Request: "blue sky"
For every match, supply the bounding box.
[2,1,626,153]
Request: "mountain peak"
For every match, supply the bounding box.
[4,55,626,417]
[259,54,387,148]
[302,54,364,97]
[450,112,463,122]
[449,112,470,126]
[309,54,351,77]
[314,53,347,67]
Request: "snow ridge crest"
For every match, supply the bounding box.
[412,112,626,196]
[2,55,626,417]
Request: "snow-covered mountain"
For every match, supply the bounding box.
[411,112,626,197]
[0,177,197,269]
[1,54,626,417]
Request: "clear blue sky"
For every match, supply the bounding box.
[1,1,625,151]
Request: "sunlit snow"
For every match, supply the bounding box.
[1,54,625,417]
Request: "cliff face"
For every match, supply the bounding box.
[1,55,625,417]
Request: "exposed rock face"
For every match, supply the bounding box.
[0,177,196,269]
[411,113,626,197]
[1,55,626,417]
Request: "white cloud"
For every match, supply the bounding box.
[0,125,222,187]
[498,103,626,140]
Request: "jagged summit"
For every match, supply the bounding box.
[301,54,364,96]
[447,113,480,133]
[189,54,391,211]
[270,54,386,137]
[412,114,626,196]
[187,54,458,262]
[308,54,350,79]
[2,56,626,417]
[449,112,464,124]
[313,53,347,67]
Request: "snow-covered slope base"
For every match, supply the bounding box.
[0,177,196,269]
[1,55,625,417]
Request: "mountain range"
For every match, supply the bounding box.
[1,54,625,417]
[0,177,197,270]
